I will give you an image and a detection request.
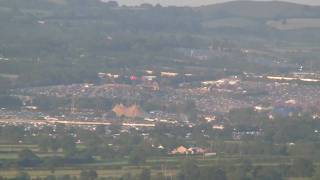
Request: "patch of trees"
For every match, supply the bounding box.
[0,95,22,109]
[17,149,42,167]
[175,157,318,180]
[0,77,12,93]
[2,0,318,89]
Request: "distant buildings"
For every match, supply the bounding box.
[212,125,224,130]
[161,72,178,77]
[266,75,320,83]
[171,146,209,155]
[233,128,263,140]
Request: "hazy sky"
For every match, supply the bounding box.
[116,0,320,6]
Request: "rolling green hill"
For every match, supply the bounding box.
[0,0,320,90]
[198,1,320,19]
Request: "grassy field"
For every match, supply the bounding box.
[0,144,64,159]
[0,169,145,178]
[0,144,316,179]
[202,17,260,29]
[267,18,320,30]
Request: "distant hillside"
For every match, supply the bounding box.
[198,1,320,19]
[0,0,65,9]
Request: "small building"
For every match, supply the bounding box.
[161,72,178,77]
[171,146,208,155]
[213,125,224,130]
[171,146,188,154]
[112,104,143,118]
[188,147,208,154]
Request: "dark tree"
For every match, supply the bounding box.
[255,167,283,180]
[17,149,41,167]
[61,135,76,155]
[200,167,227,180]
[177,159,200,180]
[128,147,146,165]
[15,172,31,180]
[291,158,314,177]
[139,168,151,180]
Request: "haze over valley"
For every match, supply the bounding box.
[114,0,320,6]
[1,0,320,179]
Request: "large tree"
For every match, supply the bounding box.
[17,149,41,167]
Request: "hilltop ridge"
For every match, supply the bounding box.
[198,1,320,19]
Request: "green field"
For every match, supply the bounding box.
[0,144,317,179]
[267,18,320,30]
[202,17,260,29]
